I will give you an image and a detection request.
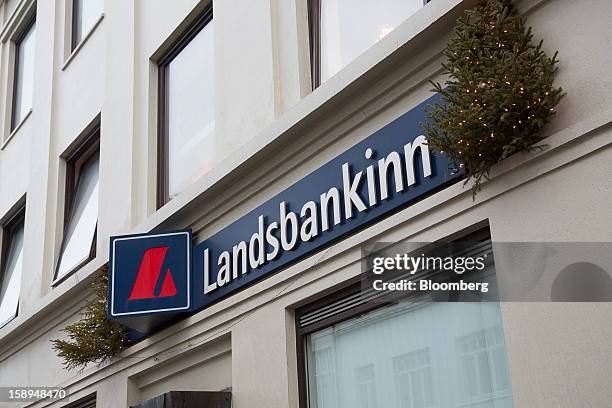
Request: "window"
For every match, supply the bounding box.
[63,393,96,408]
[72,0,103,50]
[299,301,513,408]
[308,0,427,87]
[158,8,215,207]
[54,128,100,282]
[11,17,36,131]
[0,207,25,328]
[296,228,514,408]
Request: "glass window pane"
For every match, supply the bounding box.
[306,302,514,408]
[319,0,423,82]
[0,224,24,327]
[73,0,103,47]
[56,156,99,280]
[166,19,215,199]
[12,21,36,129]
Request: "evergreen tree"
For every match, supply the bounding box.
[423,0,564,197]
[51,269,128,372]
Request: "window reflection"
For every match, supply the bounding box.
[317,0,424,84]
[0,221,24,327]
[56,155,99,280]
[165,18,215,200]
[393,348,434,408]
[355,364,377,408]
[12,20,36,130]
[456,327,512,404]
[73,0,103,48]
[305,303,513,408]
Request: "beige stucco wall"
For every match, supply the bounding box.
[0,0,610,407]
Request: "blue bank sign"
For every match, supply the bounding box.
[109,94,462,331]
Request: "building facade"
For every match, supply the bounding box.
[0,0,611,407]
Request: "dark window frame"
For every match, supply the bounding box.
[10,15,36,132]
[0,204,26,325]
[295,281,387,408]
[157,6,213,209]
[295,224,492,407]
[307,0,321,90]
[53,126,100,284]
[63,393,96,408]
[71,0,82,51]
[71,0,102,51]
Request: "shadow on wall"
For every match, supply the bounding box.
[551,262,612,301]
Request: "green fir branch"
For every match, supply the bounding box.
[51,268,128,372]
[422,0,565,198]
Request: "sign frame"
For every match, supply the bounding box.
[109,230,192,320]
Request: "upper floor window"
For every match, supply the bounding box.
[308,0,427,88]
[72,0,103,50]
[0,206,25,328]
[54,128,100,282]
[158,7,214,207]
[11,17,36,131]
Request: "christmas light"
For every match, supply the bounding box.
[422,0,564,199]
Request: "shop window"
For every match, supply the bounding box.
[296,227,514,408]
[158,7,215,207]
[11,17,36,131]
[72,0,103,50]
[0,206,25,328]
[308,0,428,88]
[54,127,100,282]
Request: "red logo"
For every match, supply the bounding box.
[128,246,177,300]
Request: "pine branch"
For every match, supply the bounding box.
[50,268,128,372]
[422,0,565,198]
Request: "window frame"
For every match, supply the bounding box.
[307,0,321,90]
[307,0,432,90]
[70,0,103,51]
[10,15,36,132]
[0,204,26,328]
[295,225,492,407]
[71,0,83,51]
[157,6,214,209]
[62,393,96,408]
[295,282,388,408]
[53,126,100,284]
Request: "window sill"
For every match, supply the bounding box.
[61,13,105,71]
[50,255,96,288]
[0,314,17,331]
[0,254,104,339]
[1,108,32,150]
